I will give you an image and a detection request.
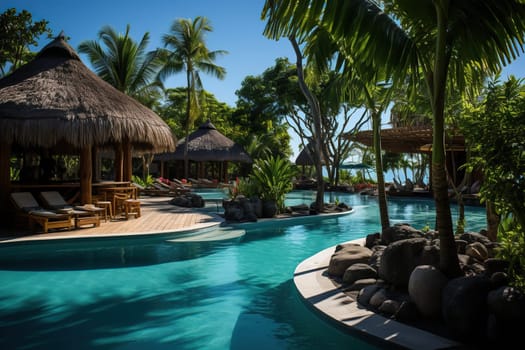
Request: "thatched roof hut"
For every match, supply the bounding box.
[0,34,175,152]
[155,120,251,182]
[295,142,326,166]
[0,34,176,206]
[156,120,251,163]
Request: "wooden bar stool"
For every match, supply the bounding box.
[113,193,140,219]
[124,199,141,219]
[92,194,113,222]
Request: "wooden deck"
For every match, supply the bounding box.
[1,196,223,243]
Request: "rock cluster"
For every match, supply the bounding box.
[222,196,352,222]
[169,193,205,208]
[327,223,525,346]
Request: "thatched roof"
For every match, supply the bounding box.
[295,142,325,166]
[346,127,465,153]
[0,34,176,153]
[156,120,252,162]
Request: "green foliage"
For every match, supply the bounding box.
[496,216,525,291]
[78,24,163,104]
[10,166,19,181]
[234,57,295,159]
[249,156,296,212]
[0,8,52,76]
[132,174,154,187]
[229,177,259,199]
[463,77,525,229]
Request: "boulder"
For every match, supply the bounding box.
[347,278,378,291]
[465,241,489,262]
[486,286,525,342]
[442,275,492,339]
[327,244,373,277]
[357,285,381,307]
[342,263,377,284]
[408,265,448,318]
[381,224,424,245]
[378,238,429,287]
[368,245,386,271]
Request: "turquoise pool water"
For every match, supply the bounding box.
[0,191,486,350]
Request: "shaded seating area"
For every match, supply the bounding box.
[10,192,73,233]
[39,191,101,228]
[154,120,252,184]
[0,34,176,221]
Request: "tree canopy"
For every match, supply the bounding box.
[0,8,52,76]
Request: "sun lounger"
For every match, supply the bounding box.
[10,192,73,233]
[39,191,101,228]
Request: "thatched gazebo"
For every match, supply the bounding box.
[294,141,326,177]
[0,34,176,208]
[155,120,251,182]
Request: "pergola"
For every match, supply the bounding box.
[345,126,467,186]
[0,34,176,210]
[346,126,465,153]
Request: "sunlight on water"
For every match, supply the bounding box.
[0,191,487,350]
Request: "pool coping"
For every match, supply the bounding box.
[226,208,354,229]
[293,238,462,350]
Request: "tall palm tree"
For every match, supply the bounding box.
[158,16,227,179]
[78,25,163,106]
[263,0,525,277]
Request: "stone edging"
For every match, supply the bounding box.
[293,239,462,350]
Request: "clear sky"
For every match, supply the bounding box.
[3,0,525,161]
[2,0,295,106]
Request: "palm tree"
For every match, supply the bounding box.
[157,16,227,179]
[263,0,525,277]
[78,24,163,106]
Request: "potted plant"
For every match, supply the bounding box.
[250,156,296,217]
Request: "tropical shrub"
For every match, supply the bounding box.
[132,174,154,188]
[463,76,525,229]
[228,177,259,199]
[249,156,295,213]
[496,216,525,291]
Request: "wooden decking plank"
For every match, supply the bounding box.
[0,196,223,242]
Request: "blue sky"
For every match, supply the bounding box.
[3,0,525,160]
[2,0,295,106]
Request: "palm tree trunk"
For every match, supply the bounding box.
[486,200,500,242]
[372,111,390,230]
[184,70,191,179]
[290,36,324,211]
[431,1,462,278]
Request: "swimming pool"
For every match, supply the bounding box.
[0,191,486,349]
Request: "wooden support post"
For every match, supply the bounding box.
[0,142,11,212]
[80,147,92,205]
[114,143,123,182]
[123,140,132,182]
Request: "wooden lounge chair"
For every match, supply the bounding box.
[10,192,73,233]
[39,191,101,228]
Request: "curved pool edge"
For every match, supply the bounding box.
[226,208,354,229]
[293,238,462,350]
[0,218,224,246]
